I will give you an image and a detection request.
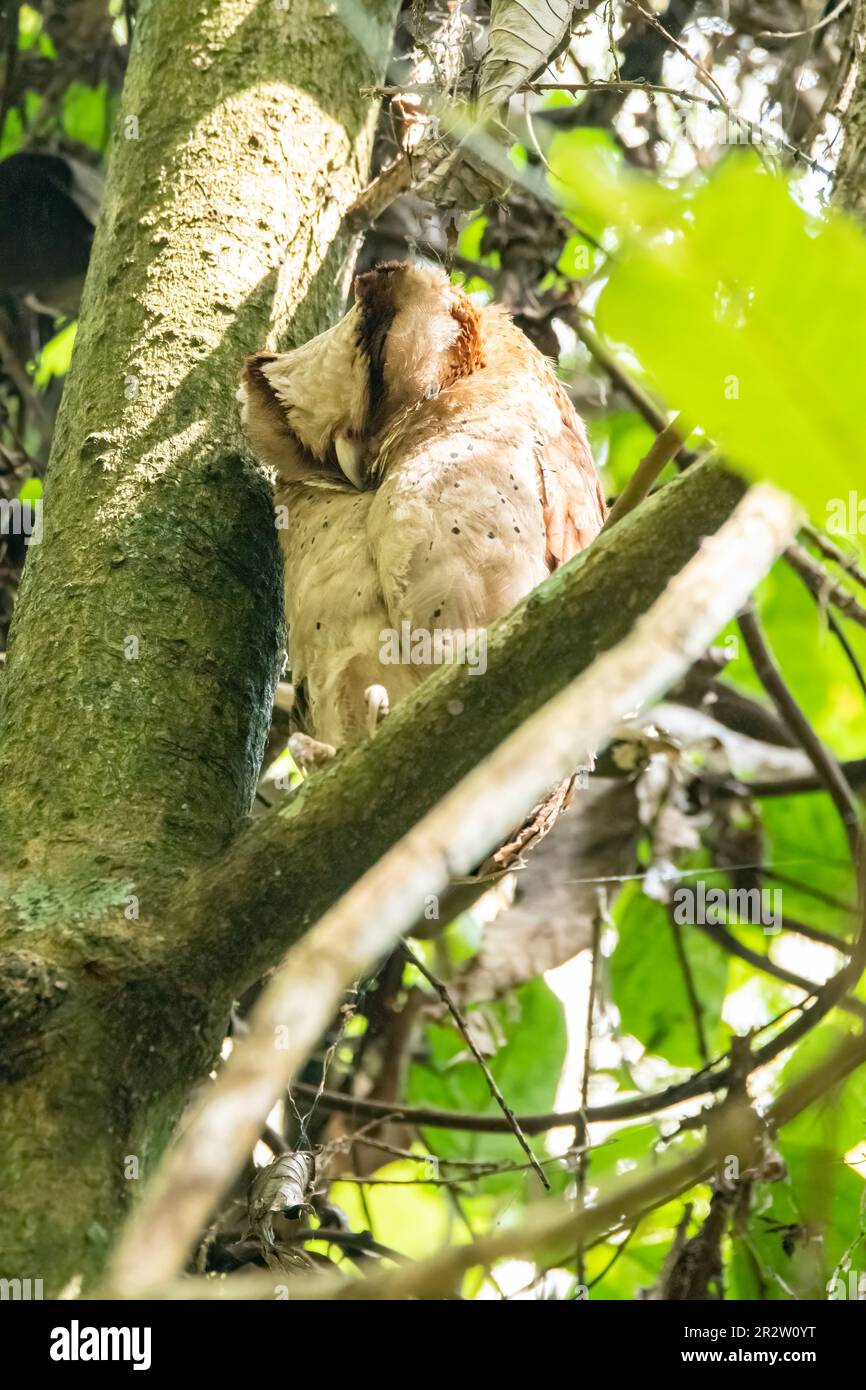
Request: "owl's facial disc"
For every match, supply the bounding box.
[241,316,371,486]
[242,262,483,487]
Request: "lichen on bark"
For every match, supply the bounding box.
[0,0,399,1294]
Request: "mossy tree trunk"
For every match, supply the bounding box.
[834,0,866,218]
[0,0,398,1295]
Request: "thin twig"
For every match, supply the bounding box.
[526,79,715,104]
[786,541,866,630]
[292,877,866,1137]
[692,916,866,1021]
[325,1131,591,1176]
[586,1224,638,1291]
[759,867,857,918]
[604,416,686,529]
[668,908,710,1063]
[162,1025,866,1300]
[401,940,549,1189]
[102,485,800,1297]
[758,0,851,39]
[827,610,866,703]
[738,603,861,853]
[625,0,832,176]
[576,895,604,1285]
[721,757,866,800]
[803,525,866,593]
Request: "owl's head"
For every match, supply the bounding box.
[240,261,484,488]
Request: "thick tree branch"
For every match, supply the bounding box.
[833,0,866,217]
[105,482,801,1297]
[167,460,750,999]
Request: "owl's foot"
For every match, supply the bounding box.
[364,683,390,736]
[288,732,336,773]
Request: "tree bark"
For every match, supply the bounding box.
[0,0,398,1295]
[833,0,866,217]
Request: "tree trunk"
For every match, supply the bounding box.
[0,0,398,1295]
[833,0,866,217]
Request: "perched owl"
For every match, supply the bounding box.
[240,261,606,753]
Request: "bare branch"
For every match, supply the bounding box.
[604,415,686,530]
[738,604,862,851]
[104,483,801,1298]
[151,1023,866,1300]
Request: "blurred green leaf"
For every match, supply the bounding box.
[550,148,866,549]
[33,322,77,387]
[1,91,43,157]
[330,1160,467,1261]
[17,478,43,504]
[558,232,597,280]
[62,82,109,152]
[770,1024,866,1282]
[759,792,856,942]
[588,409,658,497]
[611,885,729,1069]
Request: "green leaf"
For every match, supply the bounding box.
[19,5,48,52]
[17,478,42,504]
[558,233,597,280]
[588,409,659,497]
[330,1160,468,1260]
[610,884,729,1068]
[759,792,856,943]
[550,148,866,548]
[407,976,567,1188]
[772,1023,866,1284]
[62,82,109,152]
[1,91,43,157]
[33,322,77,387]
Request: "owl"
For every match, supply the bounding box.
[240,261,606,756]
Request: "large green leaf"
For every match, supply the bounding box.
[610,885,729,1069]
[551,145,866,548]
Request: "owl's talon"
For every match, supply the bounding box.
[364,684,390,736]
[288,733,336,773]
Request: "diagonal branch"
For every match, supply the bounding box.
[104,481,801,1298]
[168,460,750,998]
[144,1022,866,1301]
[738,603,862,851]
[401,941,549,1188]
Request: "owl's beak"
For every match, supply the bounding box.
[335,431,365,490]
